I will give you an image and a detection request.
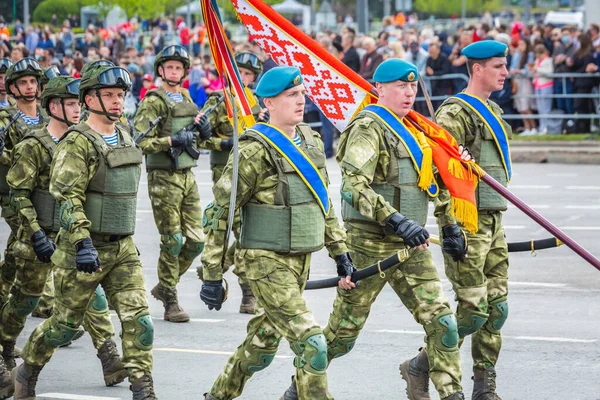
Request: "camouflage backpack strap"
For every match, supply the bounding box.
[145,88,175,108]
[64,122,105,160]
[26,128,58,158]
[296,123,316,146]
[180,88,194,103]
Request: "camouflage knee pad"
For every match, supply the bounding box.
[239,342,277,375]
[122,310,154,351]
[180,240,204,261]
[88,286,109,313]
[160,232,184,257]
[10,292,41,318]
[323,326,356,360]
[43,321,81,347]
[485,296,508,335]
[291,330,328,375]
[425,310,459,351]
[456,307,489,338]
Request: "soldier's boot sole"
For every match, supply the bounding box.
[164,308,190,323]
[400,359,431,400]
[104,368,129,387]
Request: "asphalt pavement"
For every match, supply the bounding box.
[2,157,600,400]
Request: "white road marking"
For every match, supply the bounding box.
[566,186,600,190]
[426,224,526,230]
[560,226,600,231]
[440,279,567,288]
[39,394,121,400]
[509,185,552,189]
[136,209,153,213]
[564,205,600,210]
[154,347,293,358]
[187,318,226,323]
[371,330,595,343]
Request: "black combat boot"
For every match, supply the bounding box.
[130,373,158,400]
[400,348,430,400]
[97,339,128,386]
[472,367,502,400]
[239,283,256,314]
[443,392,466,400]
[12,363,43,400]
[151,283,190,323]
[279,376,298,400]
[0,355,14,400]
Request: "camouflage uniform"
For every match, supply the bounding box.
[0,98,48,306]
[2,125,118,372]
[202,124,348,400]
[435,98,510,375]
[323,112,463,398]
[199,91,262,312]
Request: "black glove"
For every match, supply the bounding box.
[335,253,356,278]
[200,280,226,311]
[197,114,212,140]
[386,212,430,248]
[171,129,195,148]
[31,230,56,263]
[442,224,468,261]
[75,238,100,273]
[258,110,270,123]
[220,138,233,151]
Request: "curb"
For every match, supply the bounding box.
[510,141,600,164]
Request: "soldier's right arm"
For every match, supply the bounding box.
[7,139,43,236]
[338,117,397,223]
[201,141,268,281]
[435,103,476,146]
[49,133,95,245]
[134,94,171,154]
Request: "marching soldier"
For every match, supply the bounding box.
[0,59,15,109]
[198,51,268,314]
[434,40,512,400]
[134,45,208,323]
[0,76,128,398]
[0,58,48,307]
[282,59,468,400]
[201,66,356,400]
[12,65,156,399]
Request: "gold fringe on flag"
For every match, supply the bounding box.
[451,196,479,234]
[414,130,435,192]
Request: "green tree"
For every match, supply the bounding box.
[414,0,502,17]
[32,0,84,23]
[81,0,118,20]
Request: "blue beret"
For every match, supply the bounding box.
[373,59,418,83]
[256,66,303,98]
[461,40,509,59]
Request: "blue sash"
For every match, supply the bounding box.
[452,93,512,181]
[248,123,330,215]
[362,105,438,197]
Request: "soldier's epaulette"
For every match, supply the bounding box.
[355,114,378,130]
[239,140,264,160]
[438,102,464,117]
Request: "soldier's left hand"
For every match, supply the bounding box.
[335,253,357,290]
[200,280,226,311]
[442,224,468,261]
[458,144,473,162]
[31,230,56,263]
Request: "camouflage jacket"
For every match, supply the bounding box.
[0,105,48,168]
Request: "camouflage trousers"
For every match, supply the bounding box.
[0,194,19,304]
[325,233,462,398]
[21,235,153,380]
[209,250,332,400]
[442,211,509,373]
[148,169,205,289]
[212,163,247,285]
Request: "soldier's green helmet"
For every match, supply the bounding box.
[0,58,13,75]
[154,45,190,83]
[235,52,262,76]
[41,76,81,125]
[79,65,131,121]
[40,65,61,86]
[80,59,115,78]
[5,58,43,98]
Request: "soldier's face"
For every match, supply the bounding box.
[377,80,417,117]
[266,84,306,125]
[238,67,256,87]
[160,60,185,82]
[478,57,508,91]
[87,88,125,117]
[13,76,38,102]
[51,98,81,124]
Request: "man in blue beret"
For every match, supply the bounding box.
[435,40,512,400]
[200,66,356,400]
[279,58,468,400]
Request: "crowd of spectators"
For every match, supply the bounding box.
[1,12,599,135]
